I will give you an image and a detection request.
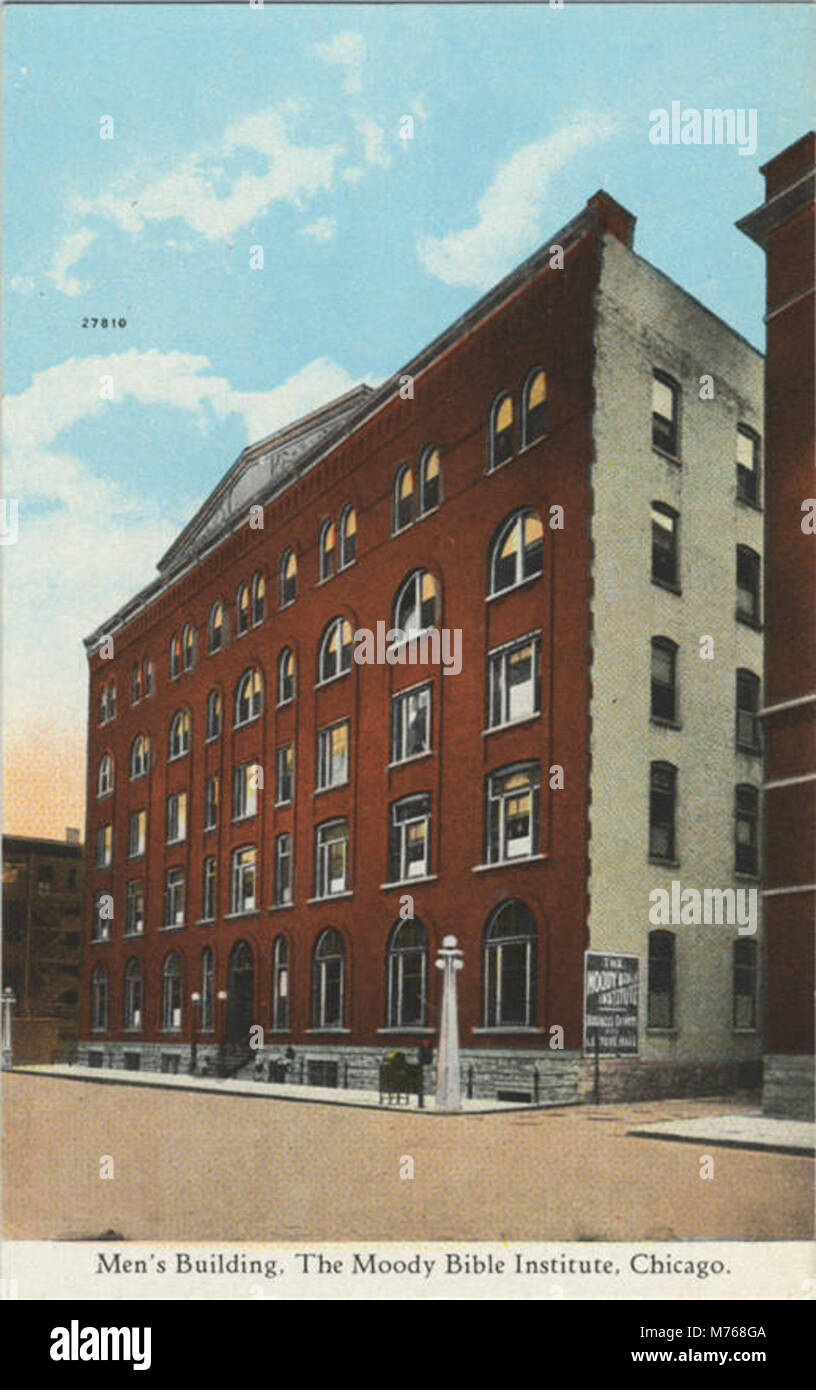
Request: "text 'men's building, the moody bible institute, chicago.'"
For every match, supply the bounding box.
[79,185,774,1104]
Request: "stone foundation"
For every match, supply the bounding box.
[762,1054,815,1120]
[576,1056,763,1104]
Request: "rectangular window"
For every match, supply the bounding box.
[202,857,216,921]
[91,894,111,942]
[737,426,760,505]
[96,824,113,868]
[128,811,146,858]
[648,932,675,1028]
[737,547,761,625]
[652,371,679,456]
[649,763,677,862]
[164,868,185,927]
[232,763,258,820]
[230,846,257,914]
[388,795,431,882]
[166,791,187,844]
[651,640,677,722]
[275,745,294,806]
[487,635,540,729]
[486,764,539,864]
[274,833,293,906]
[651,503,679,588]
[390,683,432,763]
[315,821,348,897]
[125,880,144,936]
[316,720,349,791]
[733,941,757,1029]
[736,671,761,751]
[735,787,759,876]
[204,776,219,831]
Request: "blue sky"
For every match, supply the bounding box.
[2,1,814,833]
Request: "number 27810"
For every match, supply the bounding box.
[81,317,127,328]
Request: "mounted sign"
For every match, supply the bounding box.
[583,952,639,1055]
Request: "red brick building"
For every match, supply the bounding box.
[739,133,816,1118]
[79,188,764,1100]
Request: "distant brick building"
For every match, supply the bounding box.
[2,832,84,1061]
[738,132,816,1119]
[78,189,763,1101]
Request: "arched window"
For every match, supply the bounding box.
[272,936,289,1032]
[162,953,182,1032]
[205,689,222,741]
[385,918,428,1028]
[319,519,336,581]
[522,369,547,446]
[234,668,263,727]
[91,964,108,1033]
[733,939,757,1030]
[488,509,543,596]
[649,761,677,862]
[483,900,537,1027]
[419,447,441,515]
[736,545,761,625]
[648,930,675,1028]
[279,549,297,607]
[168,709,191,760]
[392,569,439,639]
[169,634,181,680]
[182,623,196,672]
[489,392,514,470]
[97,753,114,798]
[318,617,353,684]
[735,784,759,876]
[312,928,345,1029]
[251,571,266,626]
[278,647,296,705]
[393,464,414,533]
[130,661,142,706]
[130,734,150,779]
[651,501,679,588]
[208,601,225,654]
[124,958,142,1031]
[339,505,357,569]
[651,637,678,723]
[142,657,155,698]
[235,582,250,636]
[201,947,214,1032]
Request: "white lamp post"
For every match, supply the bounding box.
[434,935,464,1111]
[1,987,16,1069]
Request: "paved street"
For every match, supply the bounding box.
[3,1073,812,1242]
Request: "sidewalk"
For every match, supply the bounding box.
[628,1111,815,1156]
[8,1062,525,1114]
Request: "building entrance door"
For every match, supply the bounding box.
[227,941,255,1045]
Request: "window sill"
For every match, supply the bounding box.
[650,716,683,731]
[377,1028,435,1036]
[224,909,260,920]
[313,781,349,797]
[232,813,258,825]
[472,855,546,873]
[195,917,215,926]
[472,1027,545,1035]
[304,1028,351,1035]
[234,717,262,731]
[274,799,292,810]
[517,434,548,457]
[306,891,353,904]
[651,577,682,597]
[736,742,762,757]
[91,936,111,946]
[648,856,680,868]
[734,871,760,884]
[486,572,542,605]
[314,671,351,692]
[166,838,186,848]
[268,902,295,912]
[160,923,186,931]
[380,875,438,890]
[651,446,682,467]
[736,494,762,514]
[646,1027,679,1036]
[736,612,763,632]
[733,1028,759,1035]
[482,712,541,737]
[387,749,435,770]
[276,699,295,711]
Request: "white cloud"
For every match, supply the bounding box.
[341,166,366,186]
[71,107,345,243]
[8,275,36,295]
[47,228,97,296]
[302,216,337,243]
[3,349,368,766]
[417,112,620,290]
[355,116,392,170]
[315,31,367,95]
